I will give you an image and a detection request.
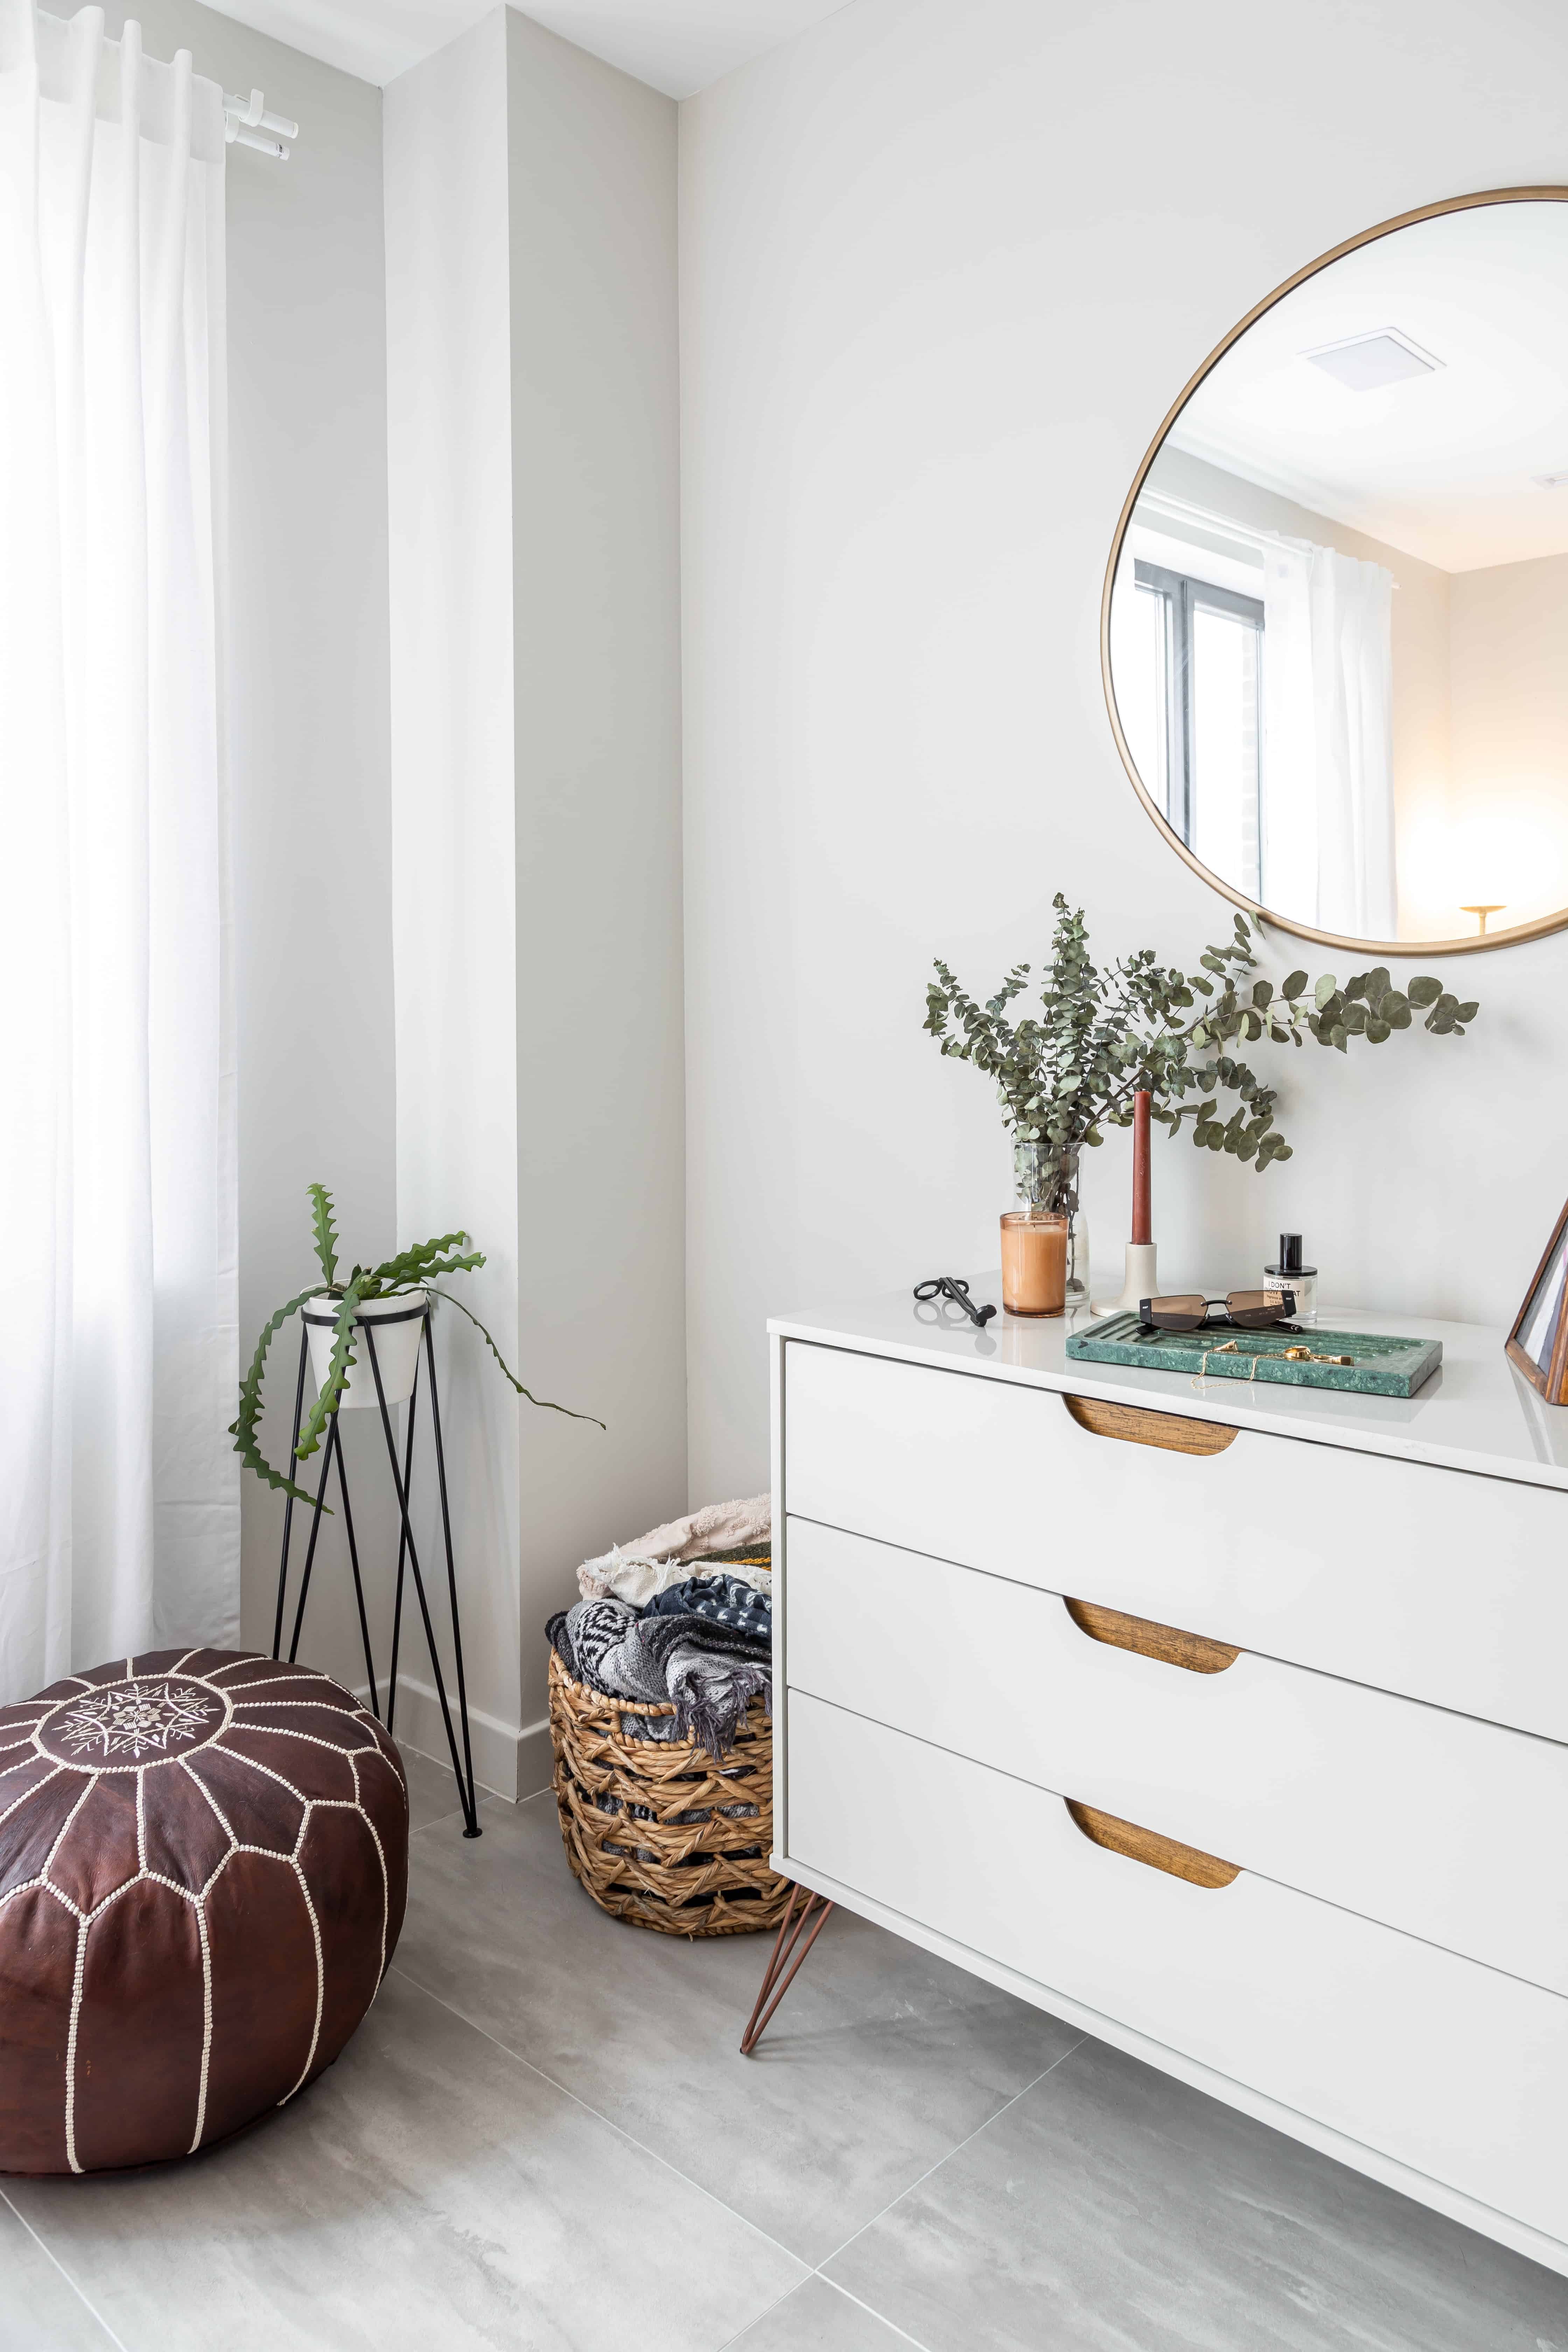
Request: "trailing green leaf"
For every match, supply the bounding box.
[428,1291,606,1429]
[295,1272,367,1462]
[363,1233,476,1294]
[229,1284,331,1510]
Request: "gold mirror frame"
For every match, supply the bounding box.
[1100,186,1568,959]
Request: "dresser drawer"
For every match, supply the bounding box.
[783,1340,1568,1741]
[784,1517,1568,1994]
[784,1690,1568,2245]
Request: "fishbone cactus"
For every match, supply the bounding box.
[230,1183,602,1509]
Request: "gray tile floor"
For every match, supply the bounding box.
[8,1757,1568,2351]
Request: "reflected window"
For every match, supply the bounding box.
[1133,561,1264,902]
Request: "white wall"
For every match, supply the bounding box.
[386,7,685,1797]
[105,0,397,1684]
[506,9,687,1757]
[385,11,522,1792]
[679,0,1568,1499]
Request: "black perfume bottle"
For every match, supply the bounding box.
[1265,1231,1317,1326]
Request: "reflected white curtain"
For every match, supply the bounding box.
[1262,539,1396,938]
[0,3,236,1701]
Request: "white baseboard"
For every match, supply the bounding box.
[352,1671,553,1805]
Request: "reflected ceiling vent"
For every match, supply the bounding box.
[1303,329,1442,391]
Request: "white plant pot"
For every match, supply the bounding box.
[303,1289,428,1412]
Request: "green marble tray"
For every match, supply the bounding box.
[1065,1312,1441,1398]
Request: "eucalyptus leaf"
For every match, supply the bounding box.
[1314,975,1337,1009]
[1407,975,1442,1007]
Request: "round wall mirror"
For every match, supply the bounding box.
[1102,189,1568,954]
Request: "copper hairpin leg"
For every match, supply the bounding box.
[740,1884,835,2055]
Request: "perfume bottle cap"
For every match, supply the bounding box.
[1266,1232,1317,1279]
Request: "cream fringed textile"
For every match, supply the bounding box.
[576,1494,772,1602]
[0,7,236,1698]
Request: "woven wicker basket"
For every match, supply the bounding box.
[548,1647,791,1936]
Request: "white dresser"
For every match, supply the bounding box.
[769,1288,1568,2276]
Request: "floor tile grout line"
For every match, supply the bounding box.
[820,2275,939,2350]
[810,2032,1092,2278]
[713,2278,804,2352]
[713,2272,939,2352]
[0,2185,132,2352]
[385,1964,810,2282]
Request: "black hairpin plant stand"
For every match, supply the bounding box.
[271,1308,482,1837]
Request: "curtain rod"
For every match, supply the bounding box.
[223,86,296,161]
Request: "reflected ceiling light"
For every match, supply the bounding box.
[1532,471,1568,489]
[1302,328,1442,391]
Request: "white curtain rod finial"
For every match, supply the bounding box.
[222,86,298,155]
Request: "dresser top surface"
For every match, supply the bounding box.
[770,1283,1568,1492]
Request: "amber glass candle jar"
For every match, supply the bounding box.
[1000,1210,1068,1317]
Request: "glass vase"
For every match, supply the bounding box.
[1012,1139,1089,1307]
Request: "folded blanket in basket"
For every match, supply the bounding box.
[576,1495,772,1604]
[548,1597,771,1759]
[644,1572,771,1639]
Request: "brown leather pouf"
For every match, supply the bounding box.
[0,1648,408,2174]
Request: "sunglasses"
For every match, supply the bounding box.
[1138,1289,1299,1334]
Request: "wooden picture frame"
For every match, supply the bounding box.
[1506,1196,1568,1402]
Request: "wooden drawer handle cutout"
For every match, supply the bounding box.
[1065,1597,1239,1676]
[1067,1800,1240,1890]
[1064,1394,1236,1455]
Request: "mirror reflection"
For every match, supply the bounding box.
[1106,196,1568,947]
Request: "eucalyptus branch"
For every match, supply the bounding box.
[925,895,1477,1177]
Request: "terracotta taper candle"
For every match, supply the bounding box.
[1092,1088,1161,1315]
[1132,1089,1151,1247]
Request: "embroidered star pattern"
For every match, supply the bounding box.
[53,1679,218,1760]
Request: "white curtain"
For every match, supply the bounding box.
[1262,539,1396,939]
[0,3,236,1702]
